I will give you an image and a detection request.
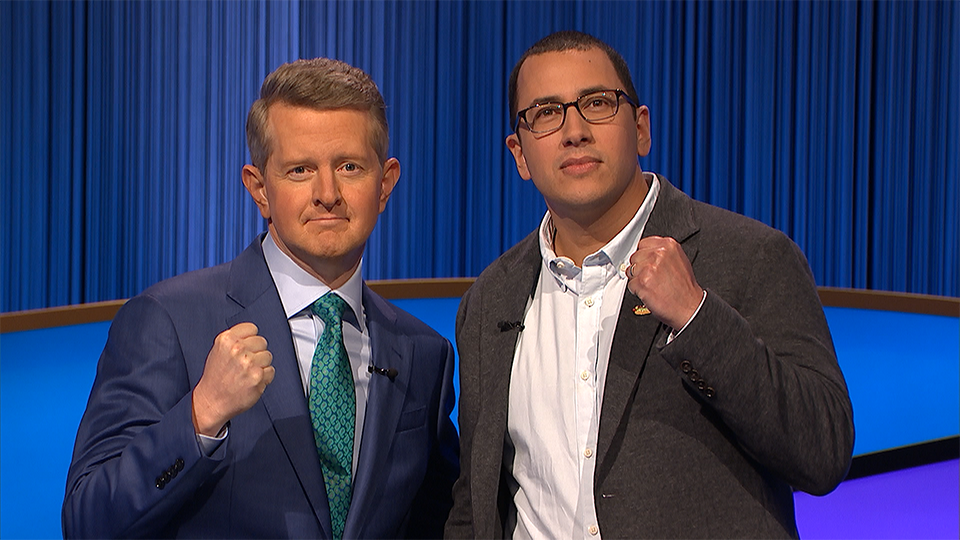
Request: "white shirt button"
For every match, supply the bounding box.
[580,370,589,381]
[584,297,594,307]
[584,448,593,458]
[619,262,628,273]
[589,525,599,536]
[556,261,565,269]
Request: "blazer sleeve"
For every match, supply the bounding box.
[660,230,855,495]
[404,336,460,539]
[62,294,226,538]
[444,286,480,539]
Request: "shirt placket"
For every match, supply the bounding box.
[574,258,605,539]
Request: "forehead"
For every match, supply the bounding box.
[516,48,624,105]
[265,104,376,155]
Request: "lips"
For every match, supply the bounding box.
[560,155,602,172]
[305,215,348,225]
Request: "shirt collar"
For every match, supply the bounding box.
[261,232,365,331]
[538,172,661,290]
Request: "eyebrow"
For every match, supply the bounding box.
[525,86,614,107]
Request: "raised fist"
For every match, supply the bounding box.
[192,322,275,436]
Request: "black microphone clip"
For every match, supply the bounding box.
[368,364,398,381]
[497,320,525,332]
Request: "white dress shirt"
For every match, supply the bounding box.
[505,174,661,540]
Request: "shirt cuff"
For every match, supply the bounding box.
[667,290,708,343]
[196,422,229,456]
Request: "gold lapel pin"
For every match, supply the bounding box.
[633,304,651,316]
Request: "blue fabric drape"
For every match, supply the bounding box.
[2,0,957,312]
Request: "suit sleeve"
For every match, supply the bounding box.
[62,295,225,538]
[404,336,461,539]
[444,287,480,539]
[660,231,855,495]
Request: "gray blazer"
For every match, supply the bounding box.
[446,177,854,539]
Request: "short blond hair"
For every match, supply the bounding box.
[246,58,389,170]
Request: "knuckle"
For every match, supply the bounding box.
[215,331,232,348]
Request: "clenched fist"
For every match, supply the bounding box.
[626,236,704,331]
[192,322,275,436]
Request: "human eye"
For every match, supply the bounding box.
[287,165,313,180]
[528,104,563,130]
[534,104,561,119]
[337,162,363,175]
[582,93,616,111]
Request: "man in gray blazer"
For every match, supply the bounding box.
[445,31,854,539]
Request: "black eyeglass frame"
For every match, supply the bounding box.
[513,89,639,133]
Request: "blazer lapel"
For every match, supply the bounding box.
[648,176,701,267]
[596,293,664,476]
[345,286,406,538]
[225,237,332,537]
[596,176,701,475]
[472,233,542,537]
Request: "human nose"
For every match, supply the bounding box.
[312,171,342,211]
[559,103,593,147]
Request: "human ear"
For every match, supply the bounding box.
[378,157,401,213]
[636,105,652,158]
[505,133,532,180]
[241,164,271,220]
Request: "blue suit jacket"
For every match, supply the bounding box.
[63,237,459,538]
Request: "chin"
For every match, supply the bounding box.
[310,232,369,258]
[304,242,359,261]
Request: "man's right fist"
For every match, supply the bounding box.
[192,322,275,436]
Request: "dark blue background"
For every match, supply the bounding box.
[3,0,958,313]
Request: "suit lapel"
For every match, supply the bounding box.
[473,233,542,537]
[596,291,663,469]
[596,176,701,474]
[345,286,406,538]
[225,237,332,537]
[649,176,700,266]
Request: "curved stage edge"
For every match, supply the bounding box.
[1,283,957,539]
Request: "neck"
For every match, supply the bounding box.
[551,169,650,267]
[302,256,361,290]
[269,231,362,290]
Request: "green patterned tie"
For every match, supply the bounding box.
[309,293,355,540]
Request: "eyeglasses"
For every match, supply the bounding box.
[514,89,638,134]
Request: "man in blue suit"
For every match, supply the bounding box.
[63,58,459,539]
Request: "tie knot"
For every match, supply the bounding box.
[311,293,347,325]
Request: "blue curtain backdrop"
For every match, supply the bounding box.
[2,0,957,312]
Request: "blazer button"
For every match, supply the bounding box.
[156,477,165,489]
[170,467,179,479]
[680,361,692,374]
[175,458,185,471]
[697,380,707,391]
[689,370,700,382]
[705,387,716,398]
